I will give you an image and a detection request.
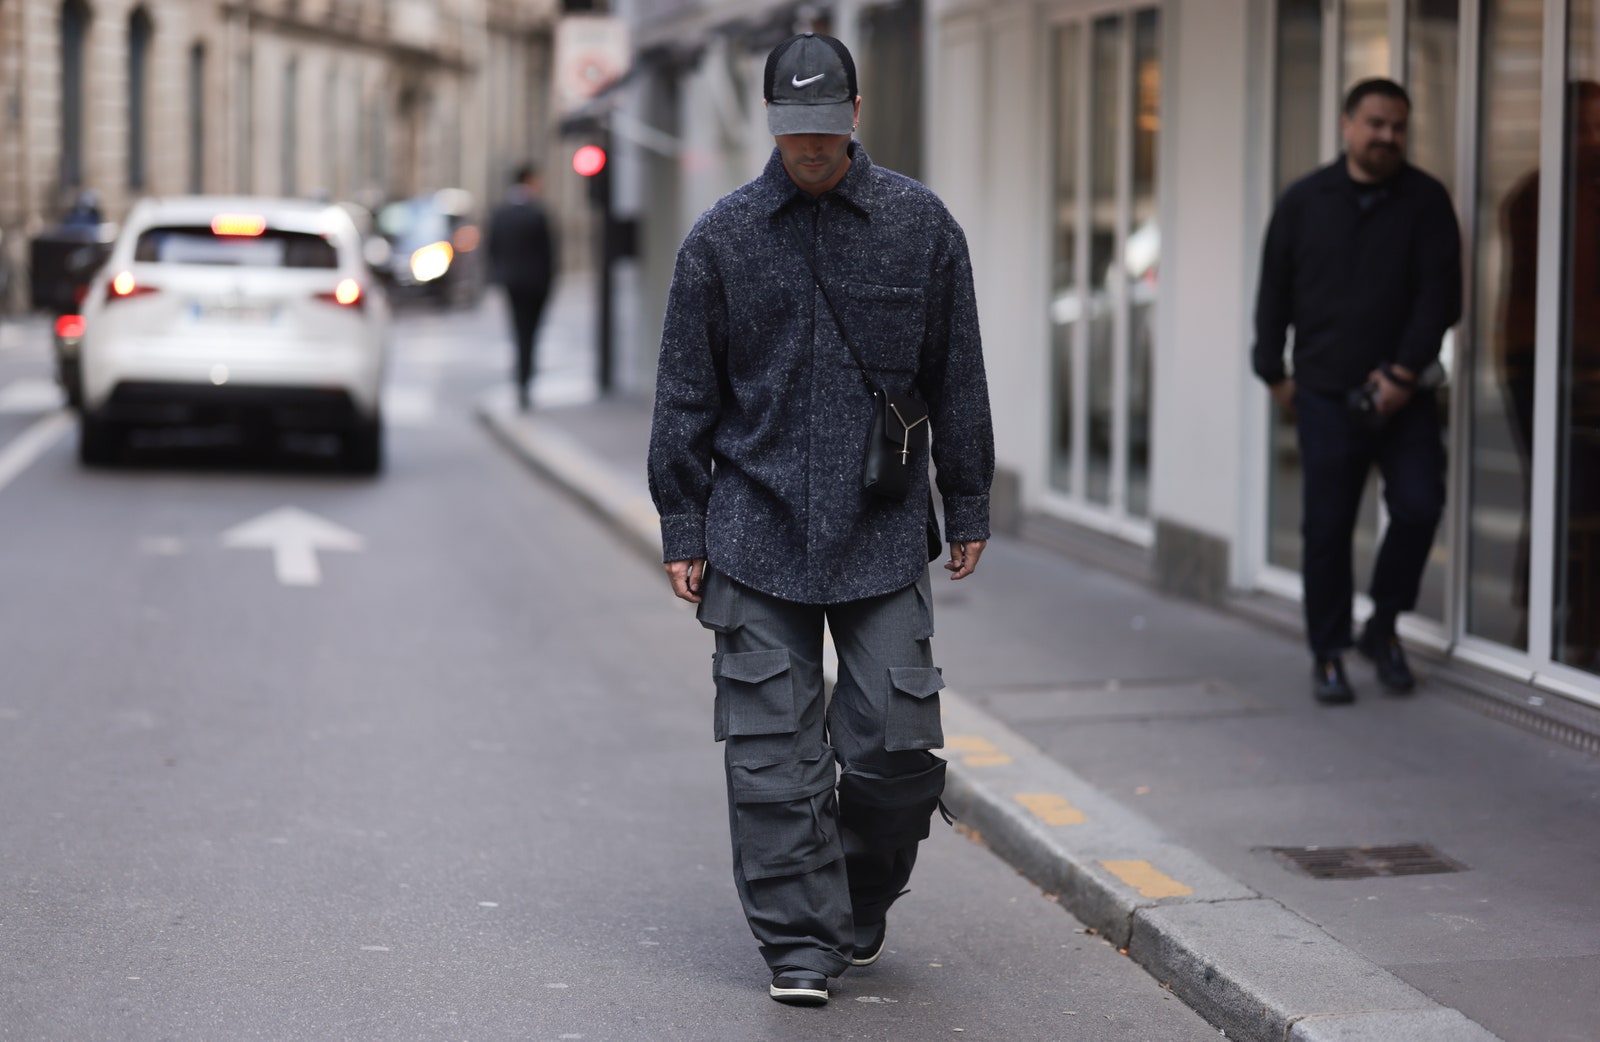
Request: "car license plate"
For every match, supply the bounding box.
[192,302,278,324]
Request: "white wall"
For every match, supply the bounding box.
[1147,0,1256,555]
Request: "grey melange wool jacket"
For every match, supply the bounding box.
[647,143,994,605]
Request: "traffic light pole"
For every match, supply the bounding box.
[595,127,614,395]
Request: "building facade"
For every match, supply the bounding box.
[609,0,1600,711]
[0,0,565,306]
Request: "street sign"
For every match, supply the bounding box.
[553,14,630,117]
[222,506,364,587]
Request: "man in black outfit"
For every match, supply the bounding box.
[487,165,557,411]
[1252,79,1462,704]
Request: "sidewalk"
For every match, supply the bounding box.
[479,384,1600,1042]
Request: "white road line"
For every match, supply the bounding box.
[0,379,65,413]
[0,411,72,495]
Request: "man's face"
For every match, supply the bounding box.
[1341,94,1409,182]
[771,98,862,196]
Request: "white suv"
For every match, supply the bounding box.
[76,197,391,472]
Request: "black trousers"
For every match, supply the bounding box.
[504,287,548,398]
[1295,387,1446,658]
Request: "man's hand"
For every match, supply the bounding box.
[1269,378,1297,418]
[944,540,987,581]
[1368,366,1415,416]
[666,559,707,603]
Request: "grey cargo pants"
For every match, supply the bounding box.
[697,567,947,979]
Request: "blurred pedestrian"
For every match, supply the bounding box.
[1252,78,1462,704]
[61,189,103,227]
[648,32,994,1007]
[487,164,557,411]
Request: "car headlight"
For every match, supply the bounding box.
[410,242,454,283]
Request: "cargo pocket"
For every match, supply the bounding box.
[885,666,945,752]
[729,752,842,881]
[714,648,799,759]
[695,568,741,633]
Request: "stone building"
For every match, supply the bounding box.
[0,0,563,307]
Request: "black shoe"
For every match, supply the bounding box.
[1357,627,1416,693]
[769,970,828,1006]
[851,921,887,967]
[1312,657,1355,704]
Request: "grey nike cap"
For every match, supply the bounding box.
[763,33,857,136]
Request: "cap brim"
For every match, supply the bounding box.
[768,99,855,136]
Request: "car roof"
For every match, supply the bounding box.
[126,196,357,237]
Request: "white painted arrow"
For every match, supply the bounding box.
[221,507,364,587]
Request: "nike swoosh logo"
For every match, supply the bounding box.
[792,73,826,88]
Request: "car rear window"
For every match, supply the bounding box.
[133,226,339,268]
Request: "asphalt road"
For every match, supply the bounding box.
[0,299,1217,1041]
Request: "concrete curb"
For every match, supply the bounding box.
[478,400,1503,1042]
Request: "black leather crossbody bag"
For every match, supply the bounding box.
[786,216,929,501]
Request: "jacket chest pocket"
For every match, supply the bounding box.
[842,283,925,373]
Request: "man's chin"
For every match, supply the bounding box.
[1358,152,1402,181]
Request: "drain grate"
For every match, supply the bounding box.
[1270,843,1466,880]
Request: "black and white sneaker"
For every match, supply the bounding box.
[769,970,829,1006]
[851,921,887,967]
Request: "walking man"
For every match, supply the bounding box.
[487,164,557,411]
[1252,78,1462,703]
[647,32,993,1006]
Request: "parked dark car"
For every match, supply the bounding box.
[372,189,484,308]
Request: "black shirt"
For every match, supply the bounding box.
[1252,157,1462,393]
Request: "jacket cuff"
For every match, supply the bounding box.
[1395,346,1439,379]
[941,494,991,543]
[659,513,707,563]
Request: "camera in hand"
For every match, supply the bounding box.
[1346,381,1385,431]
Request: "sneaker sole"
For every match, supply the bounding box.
[850,946,884,967]
[769,984,828,1006]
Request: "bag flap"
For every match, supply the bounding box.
[880,391,929,440]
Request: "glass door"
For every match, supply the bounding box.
[1048,6,1163,535]
[1262,0,1456,632]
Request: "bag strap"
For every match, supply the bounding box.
[784,210,878,395]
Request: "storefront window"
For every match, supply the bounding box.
[1408,0,1460,623]
[1343,0,1391,83]
[1050,24,1082,495]
[1468,0,1542,650]
[1049,7,1159,524]
[1087,16,1122,509]
[1267,0,1324,575]
[1557,5,1600,673]
[1126,9,1160,519]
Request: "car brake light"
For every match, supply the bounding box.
[315,278,364,308]
[107,271,159,302]
[55,314,87,339]
[211,214,268,237]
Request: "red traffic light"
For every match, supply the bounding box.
[573,145,607,177]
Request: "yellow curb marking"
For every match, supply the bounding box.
[1014,793,1087,826]
[944,734,1013,767]
[1100,860,1194,899]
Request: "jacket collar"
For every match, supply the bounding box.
[1317,154,1413,196]
[760,141,876,218]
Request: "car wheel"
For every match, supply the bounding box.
[78,411,119,466]
[343,416,383,475]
